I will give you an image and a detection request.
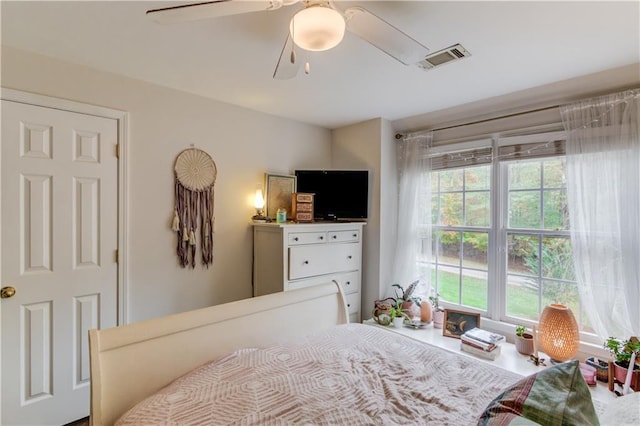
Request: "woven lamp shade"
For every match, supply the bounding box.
[538,304,580,362]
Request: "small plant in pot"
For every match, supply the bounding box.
[390,303,409,328]
[604,336,640,391]
[514,325,535,356]
[429,292,445,329]
[392,281,421,320]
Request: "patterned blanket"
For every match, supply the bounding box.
[116,324,523,425]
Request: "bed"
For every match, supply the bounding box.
[89,282,605,426]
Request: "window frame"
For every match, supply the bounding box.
[499,158,577,324]
[425,132,599,344]
[426,138,493,315]
[430,164,492,313]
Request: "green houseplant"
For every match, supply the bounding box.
[604,336,640,391]
[390,301,409,328]
[514,325,534,356]
[429,292,445,329]
[392,281,421,319]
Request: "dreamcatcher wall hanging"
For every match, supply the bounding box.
[171,147,216,268]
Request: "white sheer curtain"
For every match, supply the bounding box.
[393,133,433,297]
[561,89,640,338]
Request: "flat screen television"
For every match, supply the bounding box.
[294,170,368,221]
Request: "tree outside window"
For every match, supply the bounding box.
[505,158,588,331]
[429,164,490,312]
[424,156,589,332]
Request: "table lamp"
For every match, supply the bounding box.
[538,303,579,363]
[251,189,267,223]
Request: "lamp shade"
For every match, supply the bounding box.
[289,5,345,51]
[538,304,580,362]
[254,189,265,210]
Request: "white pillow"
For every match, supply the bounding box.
[599,392,640,426]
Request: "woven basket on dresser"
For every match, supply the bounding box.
[585,357,609,382]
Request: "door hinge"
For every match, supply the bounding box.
[114,249,119,264]
[115,143,120,159]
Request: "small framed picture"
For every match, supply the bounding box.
[443,309,481,339]
[265,173,297,219]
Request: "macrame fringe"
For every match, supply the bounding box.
[171,210,180,232]
[173,181,215,268]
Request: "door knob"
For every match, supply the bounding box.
[1,286,16,299]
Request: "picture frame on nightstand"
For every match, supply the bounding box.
[443,309,480,339]
[265,173,296,220]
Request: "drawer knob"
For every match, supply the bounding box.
[332,235,337,239]
[352,233,357,237]
[319,236,324,240]
[347,255,352,259]
[294,237,299,241]
[347,304,351,308]
[303,260,309,265]
[346,281,350,286]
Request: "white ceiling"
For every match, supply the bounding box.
[2,1,639,130]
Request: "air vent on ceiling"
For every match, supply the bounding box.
[416,43,471,70]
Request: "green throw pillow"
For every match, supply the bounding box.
[478,360,599,426]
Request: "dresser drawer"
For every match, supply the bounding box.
[289,243,360,280]
[345,292,361,315]
[327,229,360,243]
[334,271,360,295]
[288,231,326,245]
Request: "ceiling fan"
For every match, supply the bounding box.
[146,0,431,79]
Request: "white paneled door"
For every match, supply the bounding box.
[1,100,119,425]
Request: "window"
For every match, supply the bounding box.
[431,165,491,311]
[423,134,591,333]
[504,158,589,331]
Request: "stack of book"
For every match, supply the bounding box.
[460,327,505,360]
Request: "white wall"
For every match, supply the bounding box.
[393,63,640,134]
[379,120,398,298]
[1,46,332,323]
[332,118,398,316]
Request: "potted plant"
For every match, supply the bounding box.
[604,336,640,391]
[429,292,445,329]
[514,325,535,356]
[392,281,421,319]
[390,302,409,328]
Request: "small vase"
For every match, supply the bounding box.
[433,310,444,329]
[373,298,395,325]
[515,333,534,355]
[420,302,432,323]
[376,313,392,326]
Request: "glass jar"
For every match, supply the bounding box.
[276,208,287,223]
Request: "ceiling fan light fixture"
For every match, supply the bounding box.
[289,5,345,51]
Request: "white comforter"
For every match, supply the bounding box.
[116,324,522,425]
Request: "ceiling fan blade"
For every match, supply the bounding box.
[344,6,430,65]
[273,34,301,80]
[147,0,276,24]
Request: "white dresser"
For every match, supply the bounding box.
[253,222,365,323]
